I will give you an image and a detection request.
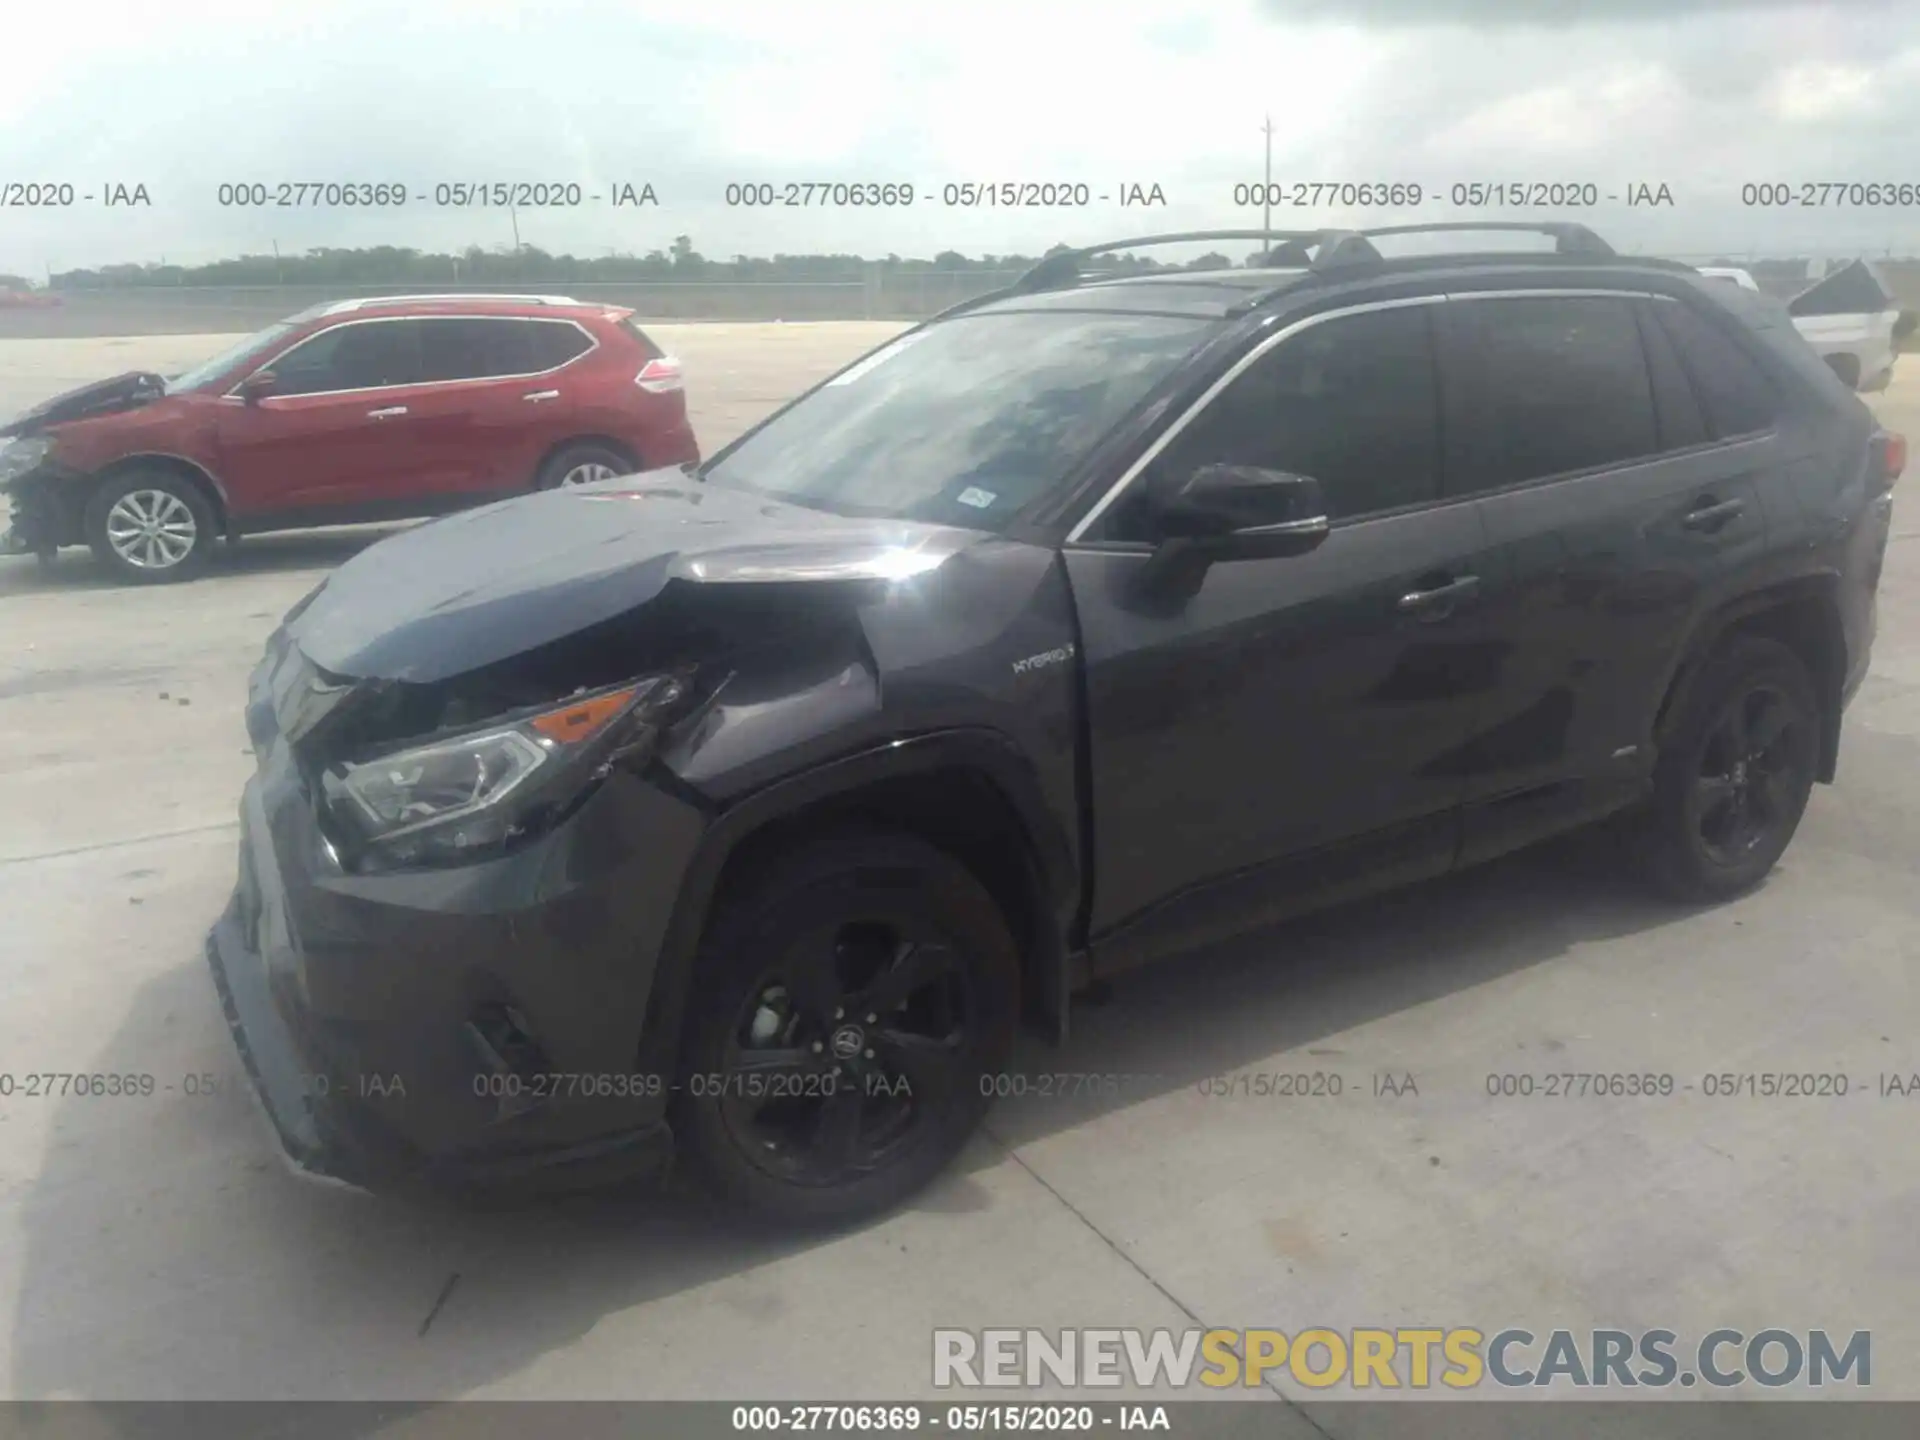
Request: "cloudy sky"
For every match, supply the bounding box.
[2,0,1918,275]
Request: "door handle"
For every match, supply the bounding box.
[1682,497,1746,531]
[522,390,561,402]
[1396,574,1480,616]
[366,406,409,419]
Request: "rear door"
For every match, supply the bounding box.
[1065,299,1506,969]
[412,316,592,495]
[213,318,431,517]
[1441,290,1775,863]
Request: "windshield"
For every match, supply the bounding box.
[166,320,300,393]
[700,310,1217,530]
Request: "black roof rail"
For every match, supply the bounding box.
[933,221,1649,323]
[1010,221,1618,294]
[1313,221,1617,270]
[1011,230,1355,292]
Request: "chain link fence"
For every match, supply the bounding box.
[0,271,1032,337]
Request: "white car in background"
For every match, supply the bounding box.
[1697,261,1913,393]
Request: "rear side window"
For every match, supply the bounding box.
[1652,302,1779,439]
[414,317,590,381]
[417,318,519,382]
[1450,296,1658,492]
[1633,301,1710,451]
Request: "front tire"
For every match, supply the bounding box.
[1634,635,1820,903]
[84,471,216,584]
[674,829,1020,1228]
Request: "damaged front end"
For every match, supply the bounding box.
[284,654,700,875]
[210,578,880,1193]
[2,371,166,556]
[2,474,61,557]
[0,441,67,557]
[210,618,723,1192]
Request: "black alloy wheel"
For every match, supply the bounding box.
[719,922,971,1189]
[1636,635,1818,902]
[675,829,1019,1226]
[1688,682,1811,869]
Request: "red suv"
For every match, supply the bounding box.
[0,294,698,582]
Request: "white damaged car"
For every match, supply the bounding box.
[1698,261,1914,393]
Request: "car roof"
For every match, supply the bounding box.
[944,225,1711,326]
[282,294,621,324]
[961,254,1714,324]
[967,268,1314,320]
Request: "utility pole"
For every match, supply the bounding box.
[272,238,282,283]
[1262,114,1275,256]
[509,204,522,252]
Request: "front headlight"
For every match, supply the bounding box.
[0,436,53,481]
[319,673,688,869]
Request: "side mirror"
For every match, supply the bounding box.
[238,371,279,404]
[1153,462,1329,553]
[1130,464,1330,606]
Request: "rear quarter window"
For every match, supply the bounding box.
[1652,301,1779,440]
[524,320,594,370]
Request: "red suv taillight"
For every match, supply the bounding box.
[635,357,683,394]
[1883,430,1906,486]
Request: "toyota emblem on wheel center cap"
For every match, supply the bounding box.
[829,1024,865,1060]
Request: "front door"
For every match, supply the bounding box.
[1064,299,1505,972]
[214,318,431,520]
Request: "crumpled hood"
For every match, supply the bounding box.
[0,371,167,438]
[288,470,984,682]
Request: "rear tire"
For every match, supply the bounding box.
[535,442,635,491]
[673,828,1020,1229]
[84,470,216,584]
[1633,636,1819,903]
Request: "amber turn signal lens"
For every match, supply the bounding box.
[530,687,638,744]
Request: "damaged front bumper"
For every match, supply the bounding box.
[205,639,712,1194]
[1,472,67,556]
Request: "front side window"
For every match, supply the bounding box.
[1104,304,1442,539]
[699,310,1219,533]
[268,321,424,396]
[170,321,299,393]
[1449,296,1658,492]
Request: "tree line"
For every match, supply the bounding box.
[25,241,1914,294]
[41,238,1215,290]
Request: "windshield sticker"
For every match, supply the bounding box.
[956,487,997,509]
[824,331,928,386]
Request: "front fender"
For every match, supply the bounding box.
[633,727,1083,1086]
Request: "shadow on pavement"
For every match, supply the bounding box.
[9,824,1707,1413]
